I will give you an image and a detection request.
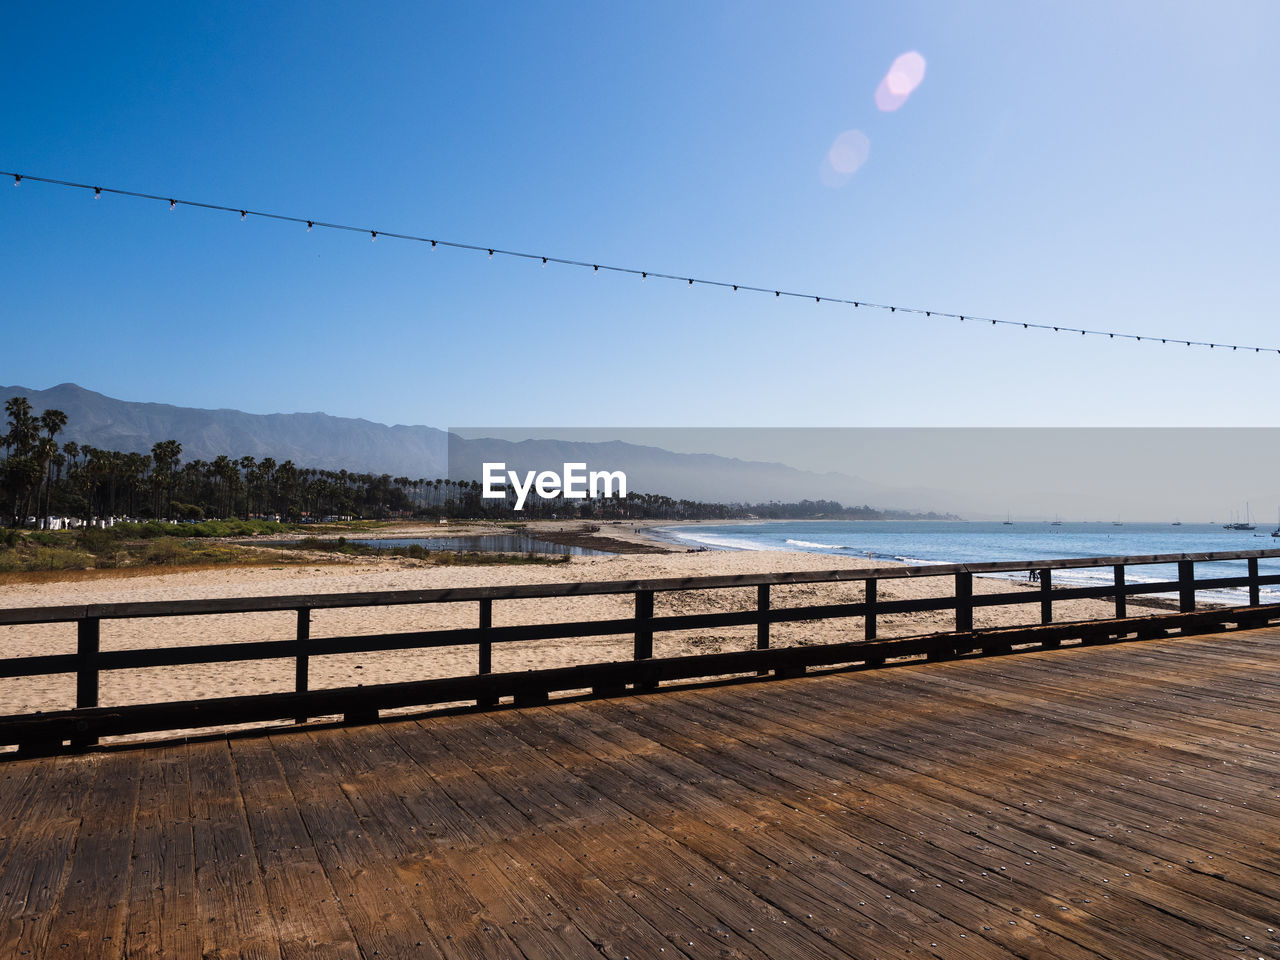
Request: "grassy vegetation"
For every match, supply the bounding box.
[279,536,571,565]
[0,525,298,574]
[0,524,571,576]
[109,518,296,539]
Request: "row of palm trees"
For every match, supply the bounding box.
[5,395,903,527]
[0,395,691,524]
[1,397,67,527]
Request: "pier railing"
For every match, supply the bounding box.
[4,547,1280,754]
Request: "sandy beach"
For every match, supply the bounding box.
[1,524,1166,735]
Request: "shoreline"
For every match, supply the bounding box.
[322,518,685,553]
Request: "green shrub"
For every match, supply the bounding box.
[0,545,92,572]
[78,527,118,554]
[144,540,183,564]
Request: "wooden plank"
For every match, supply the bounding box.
[0,756,59,875]
[716,665,1280,885]
[592,692,1156,960]
[660,681,1255,960]
[717,691,1280,956]
[312,721,555,960]
[372,720,696,960]
[416,709,871,960]
[39,750,142,958]
[124,743,199,960]
[794,655,1280,817]
[266,729,456,958]
[732,660,1280,926]
[502,700,1032,960]
[319,721,616,960]
[3,626,1280,958]
[896,655,1280,786]
[873,671,1280,868]
[185,738,283,960]
[228,737,359,960]
[0,755,100,959]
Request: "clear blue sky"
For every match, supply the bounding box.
[3,1,1277,428]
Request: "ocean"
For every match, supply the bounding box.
[653,520,1280,606]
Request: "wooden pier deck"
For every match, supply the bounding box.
[3,625,1280,959]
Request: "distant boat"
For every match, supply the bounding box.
[1172,520,1182,526]
[1272,508,1280,538]
[1002,513,1013,525]
[1225,504,1256,531]
[1230,503,1256,531]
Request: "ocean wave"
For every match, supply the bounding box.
[665,531,770,551]
[785,538,846,550]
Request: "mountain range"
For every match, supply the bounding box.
[1,382,962,513]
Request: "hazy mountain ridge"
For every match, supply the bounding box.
[2,383,450,476]
[1,383,962,512]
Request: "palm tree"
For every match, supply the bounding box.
[151,440,182,519]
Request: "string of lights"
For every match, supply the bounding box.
[6,168,1276,355]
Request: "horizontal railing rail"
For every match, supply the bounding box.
[3,547,1280,754]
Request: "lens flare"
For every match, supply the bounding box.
[829,129,870,173]
[876,50,926,111]
[820,129,870,187]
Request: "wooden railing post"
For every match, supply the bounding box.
[1179,560,1195,613]
[864,579,877,641]
[1249,557,1261,607]
[1113,564,1126,619]
[73,617,101,749]
[295,608,310,724]
[1040,569,1053,625]
[634,590,654,660]
[756,584,770,650]
[477,598,497,707]
[756,584,770,677]
[634,590,656,691]
[955,572,973,633]
[478,598,493,674]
